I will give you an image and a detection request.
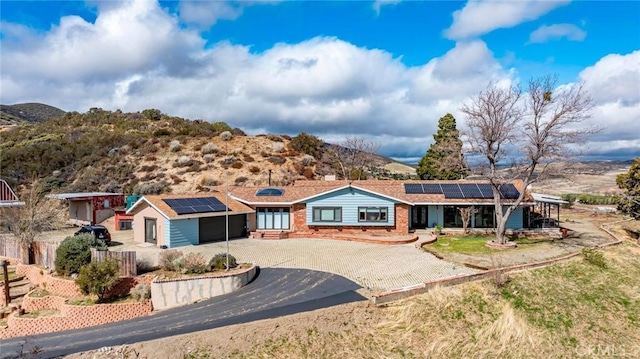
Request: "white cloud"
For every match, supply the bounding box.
[578,51,640,154]
[528,23,586,43]
[445,0,570,40]
[372,0,401,15]
[1,0,636,161]
[178,1,244,28]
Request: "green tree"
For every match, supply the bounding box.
[55,234,107,276]
[617,158,640,219]
[76,258,120,302]
[289,132,324,159]
[416,113,467,180]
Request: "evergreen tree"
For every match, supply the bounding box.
[416,113,467,180]
[617,158,640,219]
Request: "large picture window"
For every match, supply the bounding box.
[312,207,342,222]
[474,206,495,228]
[358,207,388,222]
[257,208,290,229]
[443,206,463,227]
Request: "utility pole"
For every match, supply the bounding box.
[1,260,10,305]
[225,172,230,271]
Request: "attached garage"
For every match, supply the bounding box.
[127,193,254,248]
[199,215,247,243]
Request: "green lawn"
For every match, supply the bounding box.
[429,236,499,254]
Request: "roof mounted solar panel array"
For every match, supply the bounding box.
[163,197,229,215]
[404,182,520,200]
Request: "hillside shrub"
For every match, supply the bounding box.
[289,132,324,158]
[177,156,191,166]
[202,143,218,154]
[159,250,184,271]
[133,181,169,195]
[55,234,107,276]
[200,176,221,186]
[243,154,255,162]
[301,155,315,166]
[169,140,181,152]
[76,258,120,302]
[231,161,244,169]
[268,156,286,165]
[131,283,151,301]
[220,131,232,141]
[267,134,283,142]
[235,176,248,185]
[153,128,171,137]
[203,154,215,163]
[249,165,260,174]
[183,253,209,274]
[271,143,285,153]
[210,253,238,270]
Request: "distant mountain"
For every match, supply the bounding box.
[0,102,66,124]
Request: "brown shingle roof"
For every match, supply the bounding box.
[224,179,533,205]
[137,192,254,219]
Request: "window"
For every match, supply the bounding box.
[474,206,495,228]
[257,208,290,229]
[312,207,342,222]
[358,207,388,222]
[103,199,110,208]
[443,206,463,227]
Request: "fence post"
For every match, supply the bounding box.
[1,260,10,305]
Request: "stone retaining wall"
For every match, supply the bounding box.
[151,264,257,310]
[15,264,83,297]
[1,295,152,338]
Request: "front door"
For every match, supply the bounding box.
[145,218,157,244]
[411,206,429,229]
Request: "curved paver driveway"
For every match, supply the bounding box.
[158,237,479,292]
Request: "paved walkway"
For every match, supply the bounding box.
[117,236,478,294]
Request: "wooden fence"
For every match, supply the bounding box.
[91,248,137,277]
[33,242,58,268]
[0,234,20,259]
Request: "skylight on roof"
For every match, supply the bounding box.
[256,188,284,196]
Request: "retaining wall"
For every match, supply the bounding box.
[151,265,257,310]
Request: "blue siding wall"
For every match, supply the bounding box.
[428,206,444,227]
[167,218,199,248]
[306,187,396,226]
[505,207,524,229]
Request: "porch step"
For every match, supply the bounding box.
[255,231,289,240]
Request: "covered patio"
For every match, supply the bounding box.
[530,193,569,228]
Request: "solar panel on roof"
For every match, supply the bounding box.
[256,188,285,196]
[441,184,465,199]
[422,184,443,194]
[500,184,520,199]
[477,184,494,199]
[404,184,424,194]
[163,197,229,215]
[459,184,483,198]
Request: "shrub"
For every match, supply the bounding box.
[153,128,171,137]
[75,258,120,302]
[231,161,243,169]
[289,132,324,158]
[202,143,218,154]
[220,131,232,141]
[55,234,107,276]
[177,156,191,166]
[136,257,156,274]
[159,250,183,271]
[267,134,283,142]
[200,176,221,186]
[271,143,285,153]
[131,283,151,301]
[132,181,169,195]
[249,165,260,174]
[169,140,181,152]
[243,154,255,162]
[302,167,315,179]
[582,247,607,268]
[235,176,248,185]
[267,156,286,165]
[301,154,315,166]
[182,253,209,274]
[203,154,215,163]
[210,253,238,270]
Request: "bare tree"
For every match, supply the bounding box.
[461,75,596,246]
[458,207,475,234]
[4,181,63,263]
[327,137,381,180]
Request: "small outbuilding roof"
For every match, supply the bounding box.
[47,192,124,200]
[532,193,569,205]
[127,192,255,220]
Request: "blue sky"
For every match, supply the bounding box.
[1,0,639,162]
